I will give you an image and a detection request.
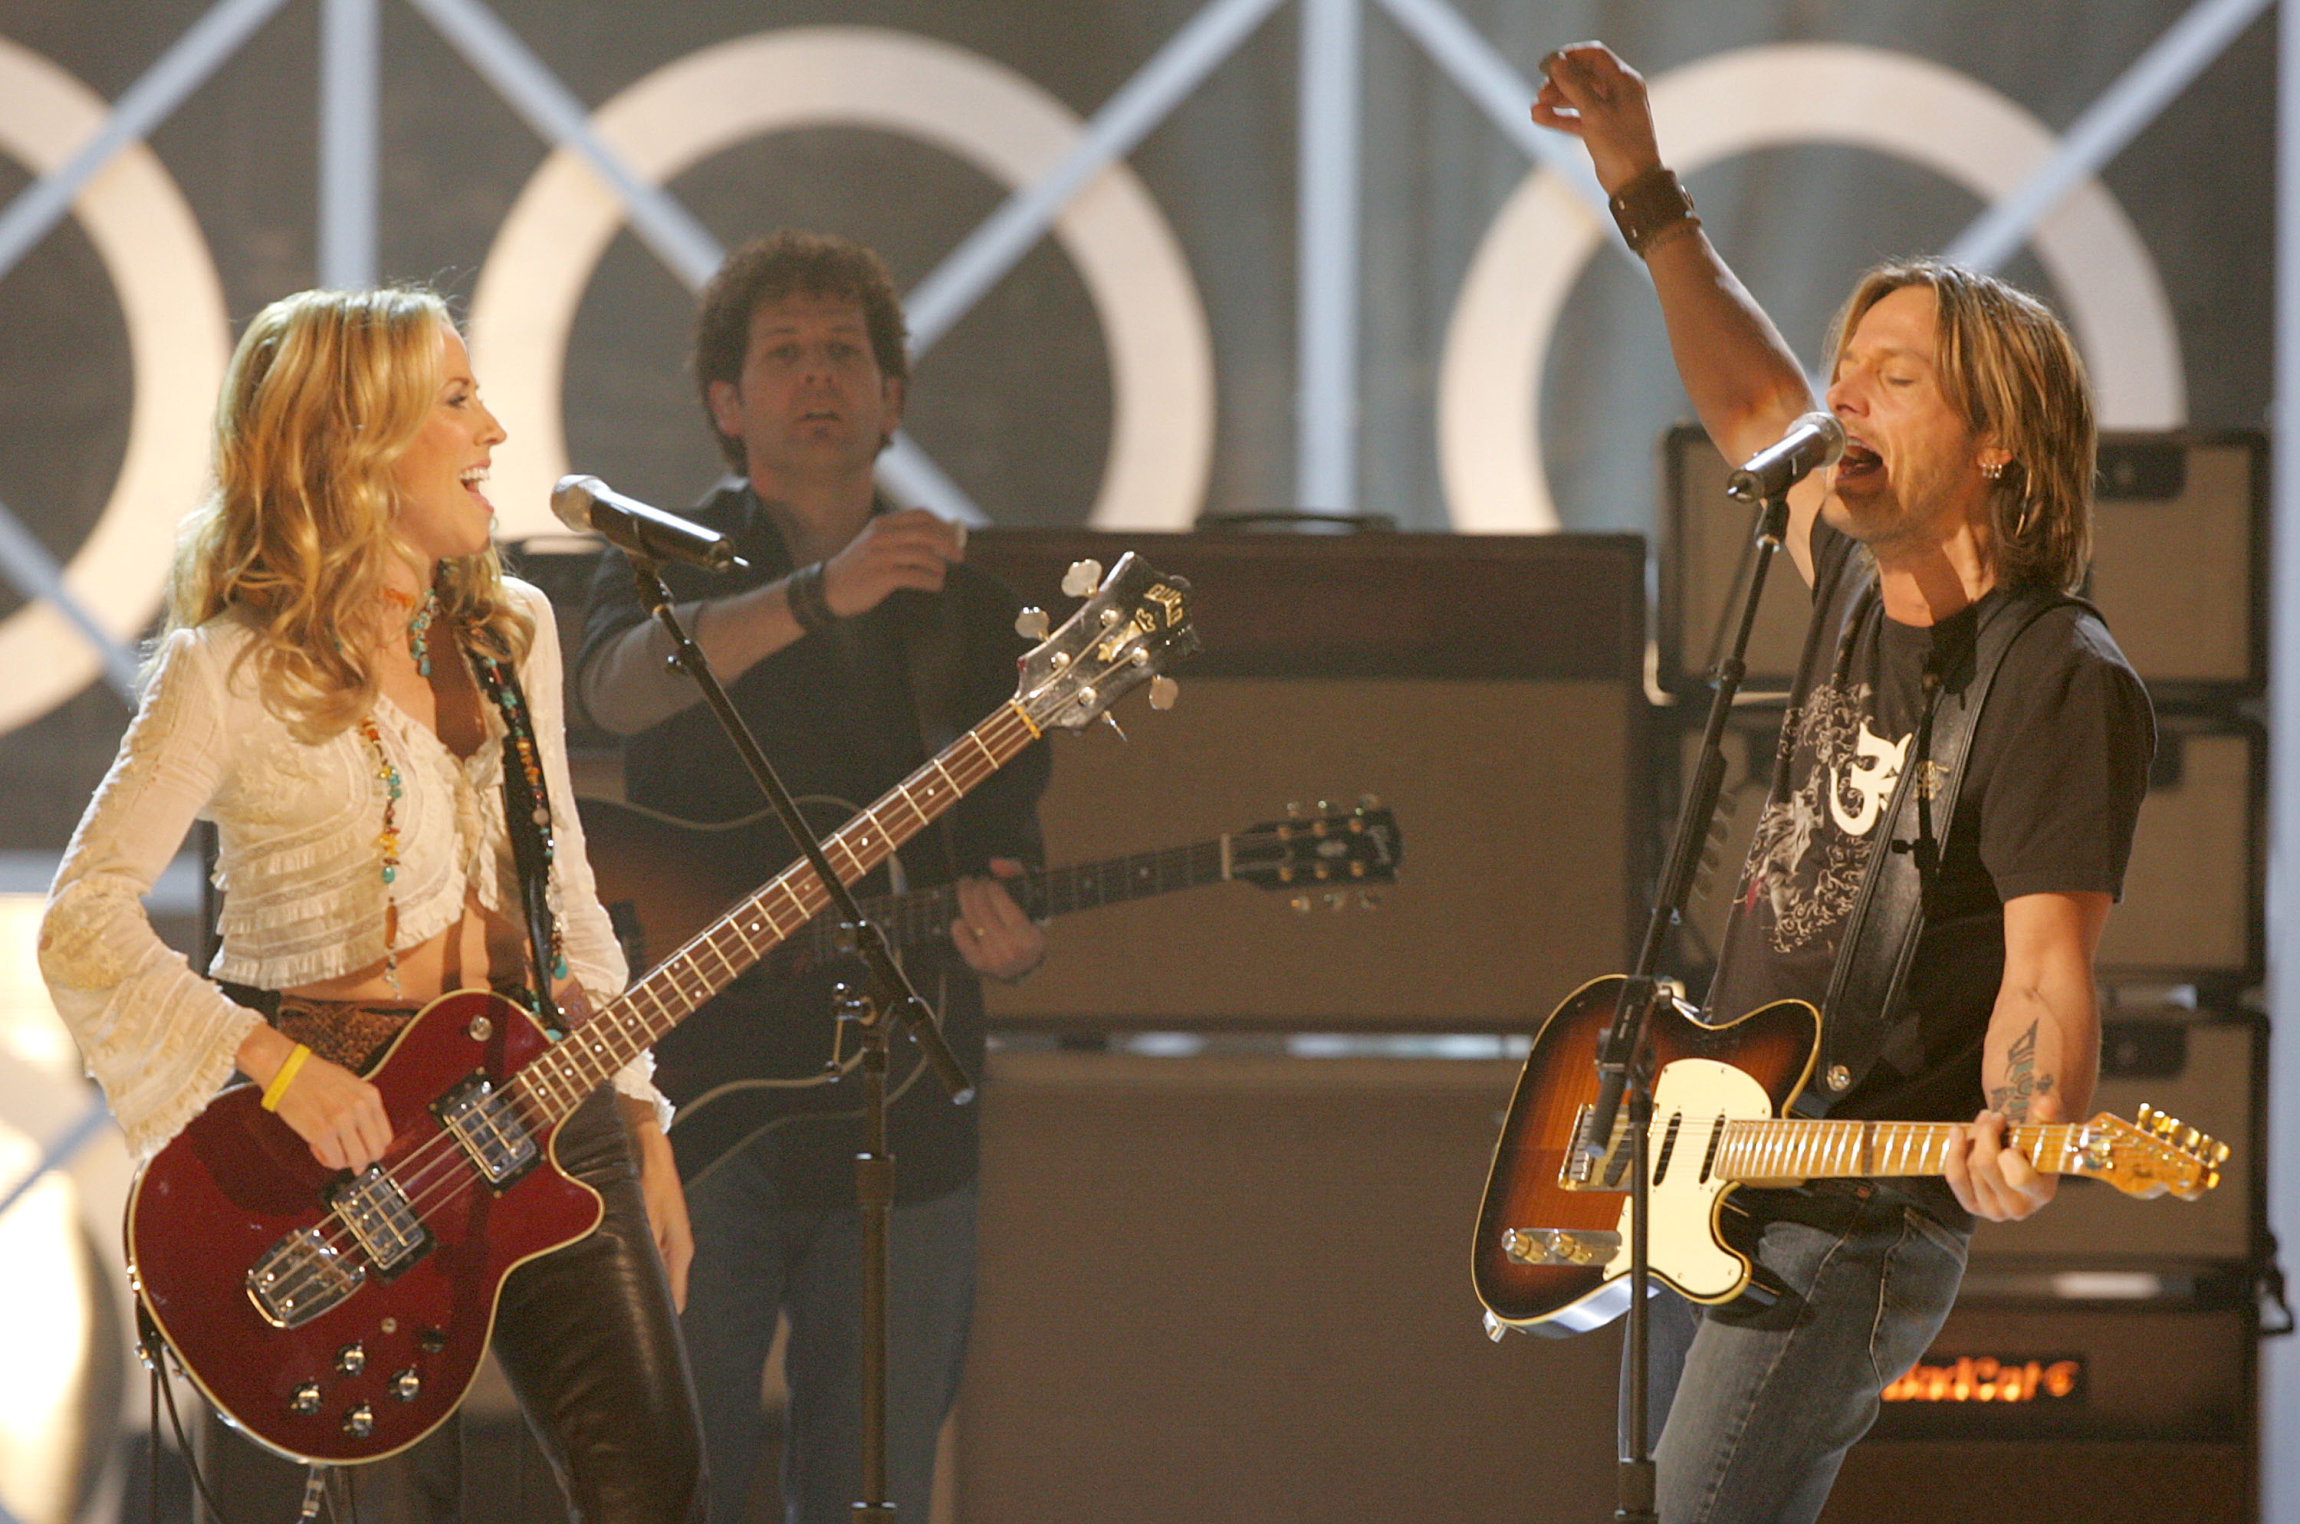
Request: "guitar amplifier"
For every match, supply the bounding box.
[1823,1289,2257,1524]
[1666,706,2262,985]
[1661,428,2266,706]
[967,529,1653,1031]
[957,1048,1625,1522]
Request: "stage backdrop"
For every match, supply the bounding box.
[0,0,2273,845]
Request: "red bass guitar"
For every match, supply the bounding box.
[124,554,1197,1464]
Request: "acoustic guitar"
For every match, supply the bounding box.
[581,794,1403,1181]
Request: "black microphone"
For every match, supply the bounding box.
[1725,412,1847,503]
[551,474,745,572]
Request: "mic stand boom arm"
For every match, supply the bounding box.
[626,560,970,1099]
[1580,489,1793,1524]
[627,558,964,1522]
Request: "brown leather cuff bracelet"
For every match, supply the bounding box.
[1608,166,1699,255]
[786,560,838,634]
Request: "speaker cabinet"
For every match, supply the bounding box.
[1662,428,2266,703]
[1824,1296,2256,1523]
[968,530,1650,1030]
[957,1050,1623,1522]
[1667,708,2261,984]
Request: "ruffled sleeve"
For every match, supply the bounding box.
[39,628,265,1161]
[509,580,668,1127]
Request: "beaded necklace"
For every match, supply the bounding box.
[382,584,439,677]
[356,716,407,994]
[356,603,565,1001]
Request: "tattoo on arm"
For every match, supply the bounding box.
[1986,1020,2056,1121]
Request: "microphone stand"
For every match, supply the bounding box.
[627,558,968,1522]
[1581,487,1792,1523]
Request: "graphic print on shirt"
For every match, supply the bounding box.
[1739,680,1910,954]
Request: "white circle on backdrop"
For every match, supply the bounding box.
[1439,43,2186,532]
[469,25,1215,539]
[0,39,231,734]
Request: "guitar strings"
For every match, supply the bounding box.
[253,715,1016,1308]
[255,639,1143,1307]
[1579,1110,2087,1183]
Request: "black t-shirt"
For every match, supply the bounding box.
[1704,521,2154,1134]
[578,484,1050,1208]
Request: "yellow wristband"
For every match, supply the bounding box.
[261,1043,312,1113]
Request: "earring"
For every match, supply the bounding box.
[1981,458,2006,481]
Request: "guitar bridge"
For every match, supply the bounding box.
[1559,1104,1632,1191]
[434,1073,540,1188]
[246,1227,366,1328]
[1503,1228,1621,1267]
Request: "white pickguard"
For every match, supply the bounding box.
[1604,1058,1778,1302]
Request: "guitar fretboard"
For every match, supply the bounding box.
[1714,1118,2081,1181]
[817,840,1233,957]
[508,702,1044,1124]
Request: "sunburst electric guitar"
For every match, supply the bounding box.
[1472,975,2229,1338]
[124,554,1198,1465]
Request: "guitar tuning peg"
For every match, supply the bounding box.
[1099,711,1128,743]
[1289,894,1312,914]
[1286,801,1306,819]
[1061,559,1104,598]
[1148,675,1178,710]
[1014,607,1050,640]
[1323,890,1349,911]
[1356,889,1382,911]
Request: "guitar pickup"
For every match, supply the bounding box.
[434,1073,541,1189]
[1503,1228,1621,1267]
[327,1167,431,1281]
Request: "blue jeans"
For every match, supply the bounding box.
[1626,1182,1969,1524]
[682,1144,979,1524]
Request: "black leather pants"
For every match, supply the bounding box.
[491,1085,705,1522]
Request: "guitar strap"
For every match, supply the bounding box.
[1792,575,2085,1117]
[472,648,566,1036]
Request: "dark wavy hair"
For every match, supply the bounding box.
[692,231,909,470]
[1828,260,2096,594]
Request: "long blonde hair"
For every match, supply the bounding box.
[164,288,532,740]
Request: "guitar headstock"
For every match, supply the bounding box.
[2069,1105,2229,1200]
[1012,554,1200,731]
[1229,797,1404,908]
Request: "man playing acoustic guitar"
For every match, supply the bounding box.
[1533,42,2155,1524]
[576,231,1049,1523]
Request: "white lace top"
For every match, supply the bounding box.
[40,578,659,1161]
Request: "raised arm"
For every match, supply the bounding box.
[1534,41,1830,579]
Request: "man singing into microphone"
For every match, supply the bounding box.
[575,230,1048,1523]
[1535,44,2153,1523]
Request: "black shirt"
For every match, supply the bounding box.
[1705,520,2154,1136]
[578,483,1050,1208]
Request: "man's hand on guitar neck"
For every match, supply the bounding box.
[1942,1087,2064,1222]
[951,859,1044,985]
